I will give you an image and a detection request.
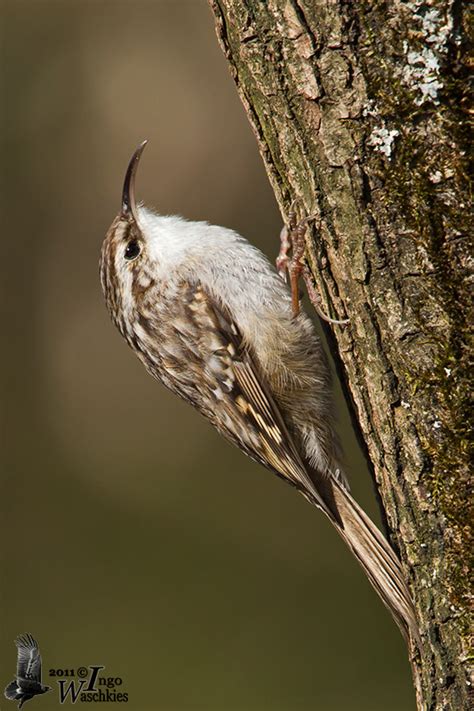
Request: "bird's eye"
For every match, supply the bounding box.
[124,240,140,261]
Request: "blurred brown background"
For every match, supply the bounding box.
[2,1,415,709]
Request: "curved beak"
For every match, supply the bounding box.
[121,140,148,221]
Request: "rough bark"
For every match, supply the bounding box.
[208,1,472,709]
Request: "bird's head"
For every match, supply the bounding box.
[100,140,159,339]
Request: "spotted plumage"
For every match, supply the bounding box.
[99,142,420,646]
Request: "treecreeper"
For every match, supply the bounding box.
[100,141,421,648]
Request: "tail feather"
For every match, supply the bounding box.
[321,478,420,645]
[4,680,21,700]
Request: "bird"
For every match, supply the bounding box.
[4,634,51,708]
[100,141,420,646]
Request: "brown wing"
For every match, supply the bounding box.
[147,282,325,508]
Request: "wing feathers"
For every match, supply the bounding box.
[233,358,327,504]
[133,280,420,644]
[15,634,42,681]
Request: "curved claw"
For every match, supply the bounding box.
[296,214,319,229]
[302,264,349,326]
[289,197,304,214]
[287,198,307,231]
[313,305,350,326]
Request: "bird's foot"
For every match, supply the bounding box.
[276,199,349,325]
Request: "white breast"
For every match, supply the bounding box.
[137,207,296,357]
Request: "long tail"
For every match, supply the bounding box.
[315,476,421,646]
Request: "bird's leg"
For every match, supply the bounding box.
[276,200,298,282]
[276,200,305,316]
[276,201,349,325]
[288,218,308,317]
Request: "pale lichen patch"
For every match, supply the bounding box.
[400,2,452,105]
[368,126,399,158]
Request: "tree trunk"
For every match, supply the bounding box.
[207,1,471,709]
